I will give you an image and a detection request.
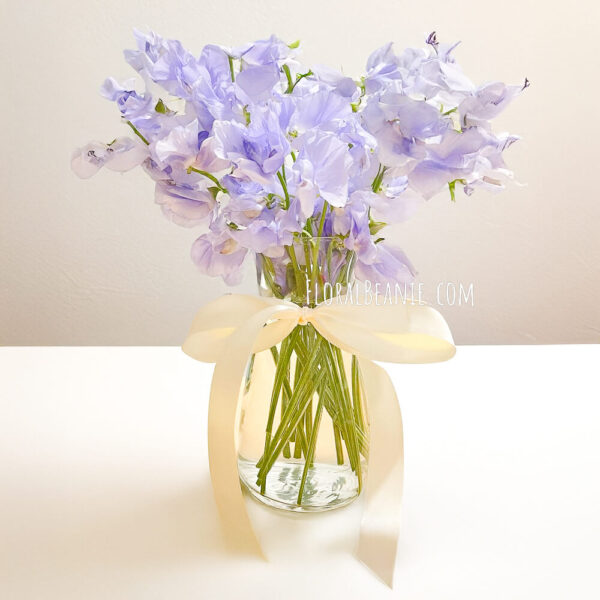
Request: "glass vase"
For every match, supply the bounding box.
[237,237,369,512]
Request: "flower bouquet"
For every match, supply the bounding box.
[73,29,525,583]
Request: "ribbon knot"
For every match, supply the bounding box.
[182,293,455,587]
[297,305,311,325]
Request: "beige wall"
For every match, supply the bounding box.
[1,0,599,345]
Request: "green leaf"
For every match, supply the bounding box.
[449,180,457,202]
[243,105,251,126]
[448,178,467,202]
[288,40,300,49]
[155,98,174,115]
[282,64,293,92]
[369,220,386,235]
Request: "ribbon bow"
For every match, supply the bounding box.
[183,294,455,587]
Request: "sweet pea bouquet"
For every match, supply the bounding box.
[72,30,526,298]
[72,31,525,581]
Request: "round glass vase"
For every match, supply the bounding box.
[237,237,369,512]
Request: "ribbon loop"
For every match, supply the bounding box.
[183,293,455,587]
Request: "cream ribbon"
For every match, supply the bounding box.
[182,294,455,587]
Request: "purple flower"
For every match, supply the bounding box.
[364,42,402,93]
[233,35,296,67]
[213,110,290,185]
[355,243,416,285]
[407,127,512,199]
[100,77,155,130]
[288,89,352,133]
[71,137,148,179]
[191,225,248,285]
[124,29,202,100]
[363,94,447,168]
[236,63,282,104]
[330,191,378,264]
[311,64,358,99]
[155,181,215,227]
[369,176,423,223]
[229,215,285,257]
[151,119,208,172]
[292,130,352,209]
[459,81,524,128]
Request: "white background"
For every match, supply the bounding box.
[1,0,600,345]
[1,346,599,599]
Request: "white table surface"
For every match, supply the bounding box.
[1,346,599,600]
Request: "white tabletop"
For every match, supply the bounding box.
[1,346,599,599]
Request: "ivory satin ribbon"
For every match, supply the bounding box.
[182,294,455,587]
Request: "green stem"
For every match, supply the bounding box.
[257,332,298,487]
[187,166,227,193]
[308,203,329,301]
[352,355,368,458]
[333,424,344,465]
[261,255,284,299]
[297,396,324,504]
[125,120,149,145]
[256,339,325,484]
[286,245,306,300]
[277,170,290,208]
[228,55,235,82]
[282,64,293,92]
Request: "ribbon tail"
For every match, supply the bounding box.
[356,358,404,588]
[208,305,290,559]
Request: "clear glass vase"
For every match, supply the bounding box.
[237,237,369,512]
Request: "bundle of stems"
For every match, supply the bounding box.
[254,232,369,506]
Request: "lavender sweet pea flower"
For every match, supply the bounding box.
[330,191,378,265]
[213,110,290,185]
[292,130,352,210]
[372,93,447,139]
[222,194,264,225]
[365,37,475,109]
[369,176,423,223]
[408,127,489,198]
[187,45,239,130]
[233,35,297,67]
[152,118,208,171]
[402,43,474,103]
[199,44,234,85]
[191,226,248,285]
[193,135,231,172]
[155,181,215,227]
[289,89,352,133]
[71,137,148,179]
[236,63,282,104]
[220,176,265,226]
[354,243,416,285]
[364,42,401,93]
[332,119,378,192]
[100,77,155,130]
[124,30,203,100]
[459,81,525,128]
[229,215,285,258]
[363,93,447,168]
[311,64,358,99]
